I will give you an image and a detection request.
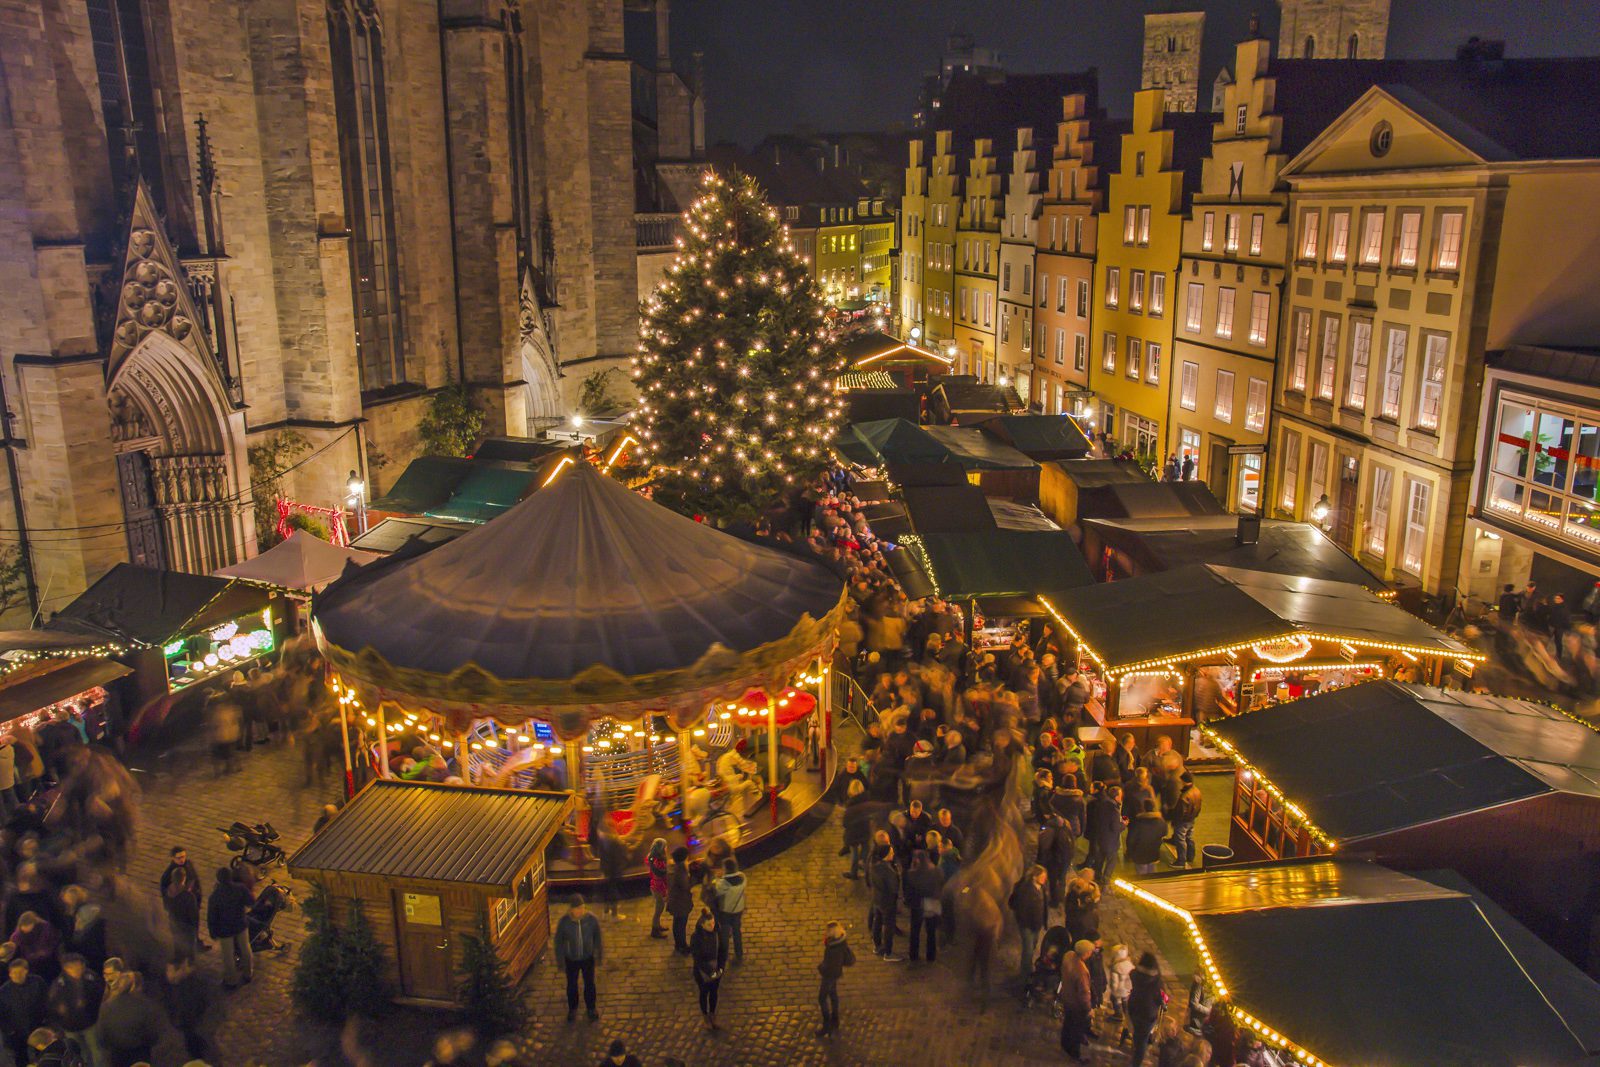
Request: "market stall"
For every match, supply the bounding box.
[1080,515,1384,589]
[1205,682,1600,965]
[48,564,282,739]
[1115,859,1600,1067]
[0,630,131,741]
[314,462,845,885]
[290,780,571,1005]
[216,530,379,632]
[1036,563,1482,755]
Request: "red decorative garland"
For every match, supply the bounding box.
[274,497,351,547]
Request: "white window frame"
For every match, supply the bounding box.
[1316,315,1340,401]
[1215,287,1236,339]
[1076,280,1089,318]
[1215,369,1235,423]
[1416,332,1447,431]
[1184,282,1204,333]
[1201,211,1215,252]
[1137,206,1151,246]
[1434,210,1464,273]
[1180,361,1199,410]
[1367,465,1394,557]
[1245,377,1268,432]
[1130,270,1145,313]
[1146,341,1162,384]
[1298,210,1320,260]
[1280,430,1302,512]
[1058,277,1068,313]
[1235,104,1248,135]
[1149,273,1165,317]
[1073,333,1087,372]
[1124,206,1137,245]
[1394,209,1421,268]
[1126,336,1142,380]
[1102,332,1117,373]
[1249,213,1264,256]
[1247,291,1270,346]
[1105,267,1120,309]
[1346,319,1372,411]
[1054,328,1066,366]
[1402,478,1430,573]
[1327,210,1350,264]
[1224,213,1240,253]
[1359,209,1384,266]
[1379,326,1407,420]
[1288,309,1311,392]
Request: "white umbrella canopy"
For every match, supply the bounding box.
[217,530,380,592]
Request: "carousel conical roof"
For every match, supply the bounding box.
[314,462,844,696]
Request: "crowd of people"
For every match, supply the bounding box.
[1484,579,1600,698]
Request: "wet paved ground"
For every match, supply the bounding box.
[118,735,1232,1066]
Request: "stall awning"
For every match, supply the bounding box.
[216,530,379,592]
[368,456,475,514]
[920,426,1037,471]
[886,544,936,600]
[1039,563,1477,675]
[425,463,541,523]
[49,564,272,647]
[901,484,997,533]
[975,414,1092,460]
[1076,481,1224,519]
[842,418,955,468]
[1083,516,1383,589]
[0,659,131,724]
[835,371,897,390]
[905,530,1094,600]
[1205,681,1600,842]
[290,780,572,892]
[1120,859,1600,1066]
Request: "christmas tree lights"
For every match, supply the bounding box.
[633,170,845,523]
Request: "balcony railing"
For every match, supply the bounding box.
[636,213,680,251]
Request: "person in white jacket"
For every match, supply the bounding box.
[1105,943,1135,1046]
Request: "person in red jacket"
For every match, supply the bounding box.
[1059,939,1096,1062]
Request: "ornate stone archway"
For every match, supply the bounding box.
[105,180,251,573]
[518,265,562,431]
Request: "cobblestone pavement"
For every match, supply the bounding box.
[118,736,1231,1066]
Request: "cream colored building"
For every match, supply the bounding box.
[999,129,1042,401]
[954,139,1002,379]
[1272,62,1600,596]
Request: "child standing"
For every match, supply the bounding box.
[1106,943,1135,1045]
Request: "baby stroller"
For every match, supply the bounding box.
[248,879,295,952]
[1024,942,1064,1014]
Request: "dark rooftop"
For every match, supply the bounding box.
[1207,681,1600,842]
[49,564,271,647]
[1489,345,1600,390]
[1082,516,1381,588]
[290,780,572,890]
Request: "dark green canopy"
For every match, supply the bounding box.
[905,530,1093,599]
[976,414,1092,460]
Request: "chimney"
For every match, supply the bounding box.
[1236,513,1261,546]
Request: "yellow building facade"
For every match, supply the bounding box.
[1170,39,1285,510]
[1273,81,1600,595]
[1092,89,1198,458]
[900,140,929,339]
[999,129,1042,402]
[954,138,1002,379]
[1035,94,1107,418]
[924,132,961,352]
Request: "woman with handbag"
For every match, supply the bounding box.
[689,908,726,1031]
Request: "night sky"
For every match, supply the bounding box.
[652,0,1600,147]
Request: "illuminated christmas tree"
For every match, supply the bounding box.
[633,170,844,523]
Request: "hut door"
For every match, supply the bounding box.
[394,890,453,1000]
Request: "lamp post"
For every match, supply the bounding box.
[345,470,367,536]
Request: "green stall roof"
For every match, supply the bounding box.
[426,463,541,524]
[368,456,475,514]
[905,530,1093,599]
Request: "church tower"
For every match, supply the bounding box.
[1142,11,1206,112]
[1277,0,1391,60]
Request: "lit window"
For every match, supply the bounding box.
[1235,104,1247,135]
[1138,206,1151,246]
[1245,377,1268,432]
[1215,287,1235,339]
[1346,319,1372,410]
[1180,361,1199,410]
[1201,211,1215,251]
[1073,333,1086,372]
[1076,280,1089,318]
[1280,431,1302,511]
[1402,479,1430,572]
[1307,441,1329,514]
[1126,336,1141,379]
[1317,315,1340,401]
[1359,209,1384,265]
[1327,210,1350,263]
[1058,277,1068,313]
[1224,213,1240,253]
[1367,465,1393,556]
[1146,341,1161,384]
[1106,268,1120,309]
[1288,309,1311,392]
[1435,211,1464,272]
[1299,210,1319,260]
[1379,327,1407,420]
[1130,270,1145,313]
[1249,213,1263,255]
[1184,283,1204,333]
[1103,332,1117,373]
[1394,210,1421,268]
[1149,273,1165,317]
[1417,332,1447,431]
[1247,291,1270,345]
[1215,369,1235,423]
[1054,328,1065,366]
[1124,206,1137,245]
[1038,272,1049,308]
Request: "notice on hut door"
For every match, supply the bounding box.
[403,892,442,926]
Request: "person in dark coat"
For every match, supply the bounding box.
[8,914,58,984]
[815,920,855,1037]
[1059,940,1095,1061]
[553,894,603,1021]
[1127,951,1166,1067]
[1124,798,1168,875]
[867,853,902,961]
[1036,815,1074,913]
[96,972,164,1067]
[839,784,876,880]
[665,847,695,954]
[0,959,46,1067]
[1084,785,1125,884]
[904,850,943,963]
[688,909,725,1030]
[1008,865,1047,981]
[1061,874,1101,946]
[161,958,211,1063]
[933,807,964,852]
[45,954,101,1063]
[163,865,202,962]
[204,868,252,988]
[1087,738,1120,789]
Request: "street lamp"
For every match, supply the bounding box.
[909,326,922,343]
[346,469,367,536]
[1311,493,1332,529]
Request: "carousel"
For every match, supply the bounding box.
[312,462,846,885]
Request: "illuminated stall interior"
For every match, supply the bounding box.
[838,329,954,389]
[315,462,844,879]
[1115,860,1600,1067]
[1038,563,1481,753]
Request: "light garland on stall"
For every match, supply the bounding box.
[898,534,943,598]
[1199,726,1339,851]
[1035,595,1110,674]
[1108,630,1485,679]
[0,642,129,675]
[1113,878,1333,1067]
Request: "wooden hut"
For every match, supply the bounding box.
[290,780,572,1005]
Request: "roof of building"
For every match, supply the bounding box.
[1122,858,1600,1066]
[1045,458,1151,489]
[215,530,380,593]
[1043,564,1473,672]
[1206,681,1600,841]
[901,483,996,533]
[1082,516,1382,588]
[974,414,1092,460]
[1271,56,1600,162]
[1075,480,1225,520]
[926,69,1101,146]
[290,780,572,890]
[49,564,272,647]
[919,426,1037,470]
[1488,345,1600,389]
[349,516,475,556]
[904,530,1093,600]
